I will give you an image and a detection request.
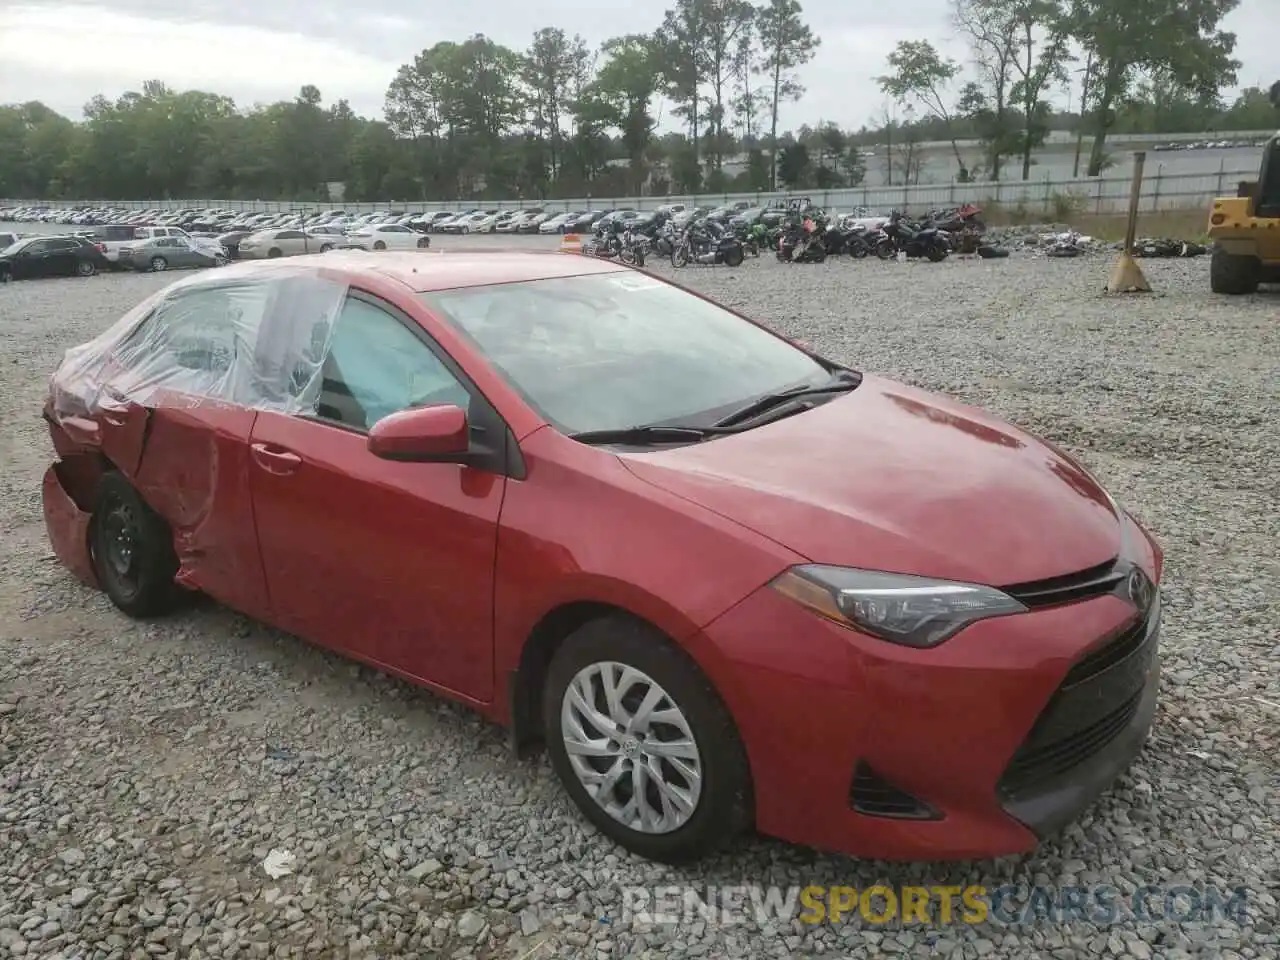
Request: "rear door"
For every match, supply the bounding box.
[247,290,506,700]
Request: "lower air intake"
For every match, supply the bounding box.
[850,762,940,820]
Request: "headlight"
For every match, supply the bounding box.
[770,565,1027,648]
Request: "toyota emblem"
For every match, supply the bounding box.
[1126,567,1154,612]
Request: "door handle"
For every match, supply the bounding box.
[251,442,302,475]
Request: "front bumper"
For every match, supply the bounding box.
[42,464,98,590]
[689,558,1161,861]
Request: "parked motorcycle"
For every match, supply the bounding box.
[877,211,951,262]
[776,215,828,263]
[671,222,745,267]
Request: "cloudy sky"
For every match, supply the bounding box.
[1,0,1277,131]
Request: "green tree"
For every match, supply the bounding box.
[776,141,809,187]
[589,35,659,195]
[701,0,756,173]
[878,40,968,179]
[1068,0,1240,175]
[756,0,819,189]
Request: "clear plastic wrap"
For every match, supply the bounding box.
[49,264,349,426]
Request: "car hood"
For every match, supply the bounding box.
[619,375,1121,586]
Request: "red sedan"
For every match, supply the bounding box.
[42,252,1163,864]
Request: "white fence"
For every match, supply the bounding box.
[1,165,1256,218]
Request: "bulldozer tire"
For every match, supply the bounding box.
[1209,248,1260,295]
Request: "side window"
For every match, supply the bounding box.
[278,230,305,240]
[25,240,52,254]
[317,297,470,432]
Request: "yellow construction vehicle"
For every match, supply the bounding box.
[1207,82,1280,294]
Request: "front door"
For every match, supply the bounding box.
[247,291,504,701]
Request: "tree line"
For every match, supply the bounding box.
[0,0,1272,203]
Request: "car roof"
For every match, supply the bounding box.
[188,250,630,294]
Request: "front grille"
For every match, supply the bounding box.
[850,762,940,820]
[1001,691,1142,792]
[1002,557,1126,608]
[1061,616,1148,688]
[999,602,1159,799]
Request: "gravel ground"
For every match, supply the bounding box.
[0,240,1277,960]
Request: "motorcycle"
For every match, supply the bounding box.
[734,222,768,257]
[822,219,874,259]
[876,211,950,262]
[776,215,828,263]
[671,224,745,267]
[618,228,648,267]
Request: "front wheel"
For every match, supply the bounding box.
[874,239,896,260]
[722,245,745,267]
[373,240,387,251]
[926,244,949,262]
[1209,247,1260,295]
[543,616,751,864]
[77,259,97,277]
[90,472,184,618]
[848,242,869,260]
[671,245,689,268]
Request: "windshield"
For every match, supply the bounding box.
[420,272,831,435]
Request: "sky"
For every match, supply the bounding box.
[1,0,1277,133]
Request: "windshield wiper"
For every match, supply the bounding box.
[567,425,717,446]
[712,371,860,428]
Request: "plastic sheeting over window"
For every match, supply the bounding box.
[49,265,349,426]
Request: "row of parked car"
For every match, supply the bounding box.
[0,199,812,280]
[1,198,781,240]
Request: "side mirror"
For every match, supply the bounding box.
[367,404,470,462]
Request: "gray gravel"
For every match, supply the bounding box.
[1,239,1277,959]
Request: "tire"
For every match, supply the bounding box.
[542,616,751,864]
[150,256,167,272]
[1209,247,1261,295]
[319,243,333,253]
[672,246,689,268]
[373,240,387,251]
[875,239,896,260]
[417,237,430,248]
[926,244,949,262]
[723,246,744,267]
[849,242,869,260]
[90,472,183,618]
[267,248,283,259]
[634,249,646,267]
[76,259,97,277]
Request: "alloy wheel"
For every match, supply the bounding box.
[560,661,703,835]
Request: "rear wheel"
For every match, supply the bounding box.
[373,240,387,251]
[543,616,751,864]
[875,239,896,260]
[319,243,333,253]
[76,259,97,277]
[149,256,167,272]
[267,247,283,258]
[1209,247,1261,295]
[723,245,745,267]
[90,472,183,618]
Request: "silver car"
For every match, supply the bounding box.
[119,236,226,272]
[236,229,329,259]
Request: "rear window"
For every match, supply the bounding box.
[93,225,138,242]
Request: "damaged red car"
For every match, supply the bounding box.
[42,252,1163,864]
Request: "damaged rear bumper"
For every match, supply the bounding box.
[42,463,99,590]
